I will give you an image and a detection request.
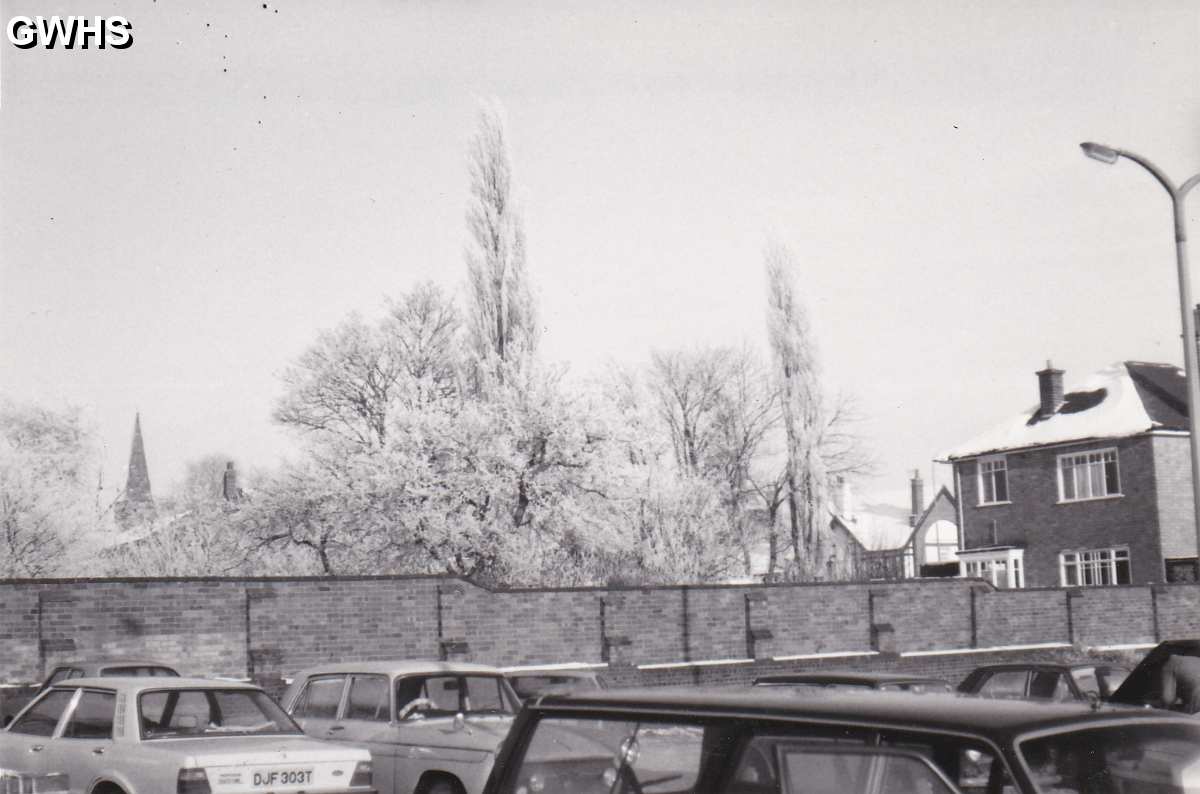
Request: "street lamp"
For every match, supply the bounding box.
[1081,141,1200,569]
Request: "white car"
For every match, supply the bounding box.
[0,676,375,794]
[281,662,519,794]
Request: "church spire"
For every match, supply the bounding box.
[116,413,155,527]
[126,413,152,502]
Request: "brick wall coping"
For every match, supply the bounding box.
[0,573,1000,594]
[900,642,1071,658]
[500,662,609,672]
[1088,643,1157,652]
[638,657,755,671]
[771,650,879,663]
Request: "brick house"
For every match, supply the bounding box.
[940,361,1198,588]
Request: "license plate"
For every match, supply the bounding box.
[251,769,313,788]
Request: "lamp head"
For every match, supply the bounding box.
[1081,142,1120,164]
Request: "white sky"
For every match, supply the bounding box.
[2,0,1199,507]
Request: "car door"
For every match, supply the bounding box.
[288,674,349,739]
[333,675,400,793]
[1,688,78,777]
[40,688,117,794]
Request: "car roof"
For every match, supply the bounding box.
[53,676,258,693]
[755,672,946,686]
[292,660,505,677]
[529,687,1177,740]
[51,658,177,671]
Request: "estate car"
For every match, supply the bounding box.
[282,662,520,794]
[753,671,952,693]
[0,676,374,794]
[958,662,1130,702]
[484,687,1200,794]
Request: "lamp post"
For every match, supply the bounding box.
[1081,142,1200,566]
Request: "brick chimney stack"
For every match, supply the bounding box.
[222,461,241,502]
[1036,360,1065,419]
[909,469,924,527]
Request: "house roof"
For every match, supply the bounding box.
[940,361,1188,461]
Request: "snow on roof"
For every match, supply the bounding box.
[939,361,1187,461]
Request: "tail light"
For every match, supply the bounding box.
[350,761,373,788]
[177,769,211,794]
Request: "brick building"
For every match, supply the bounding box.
[941,361,1198,588]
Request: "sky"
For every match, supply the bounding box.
[2,0,1200,510]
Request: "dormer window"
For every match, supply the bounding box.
[1057,448,1120,502]
[977,455,1009,505]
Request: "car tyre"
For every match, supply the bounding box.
[419,777,462,794]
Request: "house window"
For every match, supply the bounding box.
[1057,448,1120,502]
[923,520,959,563]
[959,548,1024,588]
[977,456,1009,505]
[1060,547,1130,586]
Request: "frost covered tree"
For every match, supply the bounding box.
[765,240,831,576]
[764,241,872,579]
[274,283,462,450]
[464,101,537,385]
[0,399,100,577]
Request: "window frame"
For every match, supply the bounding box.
[59,687,118,741]
[289,674,349,721]
[1056,447,1121,503]
[959,548,1024,588]
[9,687,81,738]
[1059,546,1131,587]
[343,673,391,723]
[976,455,1010,506]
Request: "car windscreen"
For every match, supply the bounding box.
[396,675,516,718]
[138,688,302,739]
[1018,720,1200,794]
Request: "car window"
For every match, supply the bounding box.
[45,668,78,686]
[139,688,300,738]
[100,665,176,677]
[977,671,1029,698]
[1029,672,1072,701]
[463,676,512,713]
[1019,721,1200,794]
[506,716,713,794]
[61,690,116,739]
[878,730,1014,794]
[10,689,76,737]
[291,675,346,720]
[345,675,389,722]
[1068,668,1099,698]
[776,745,958,794]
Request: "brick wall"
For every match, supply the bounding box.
[0,574,1197,688]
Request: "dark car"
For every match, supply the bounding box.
[0,657,179,725]
[958,662,1130,702]
[753,671,952,693]
[507,668,606,702]
[484,686,1200,794]
[1110,639,1200,708]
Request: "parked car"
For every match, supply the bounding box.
[1,658,179,727]
[0,676,374,794]
[483,686,1200,794]
[1109,639,1200,708]
[282,661,520,794]
[753,671,952,693]
[958,662,1130,702]
[505,668,605,702]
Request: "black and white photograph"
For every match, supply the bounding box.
[3,1,1200,792]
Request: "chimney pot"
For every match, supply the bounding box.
[1036,361,1065,419]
